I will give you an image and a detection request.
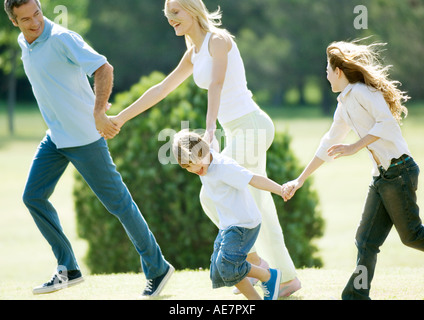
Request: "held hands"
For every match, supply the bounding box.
[204,125,220,151]
[280,179,304,202]
[94,103,121,140]
[280,142,360,202]
[203,126,216,144]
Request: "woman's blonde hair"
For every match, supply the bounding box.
[172,130,210,168]
[327,39,409,123]
[164,0,233,49]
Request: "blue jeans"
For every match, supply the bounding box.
[210,224,261,288]
[23,135,168,279]
[342,155,423,300]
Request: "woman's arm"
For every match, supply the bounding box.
[112,49,194,128]
[204,34,231,143]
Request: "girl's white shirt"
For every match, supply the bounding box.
[191,32,260,124]
[316,82,411,176]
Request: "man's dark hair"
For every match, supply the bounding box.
[4,0,41,21]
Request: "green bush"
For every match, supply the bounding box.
[74,71,324,274]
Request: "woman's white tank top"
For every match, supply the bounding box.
[191,32,260,124]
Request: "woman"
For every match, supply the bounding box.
[283,39,424,300]
[111,0,300,297]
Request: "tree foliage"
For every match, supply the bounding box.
[2,0,424,109]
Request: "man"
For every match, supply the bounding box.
[4,0,174,297]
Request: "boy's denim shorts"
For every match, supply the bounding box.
[210,224,261,289]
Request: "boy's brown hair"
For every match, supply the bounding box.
[172,130,210,168]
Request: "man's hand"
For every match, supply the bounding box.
[95,110,120,140]
[108,115,125,131]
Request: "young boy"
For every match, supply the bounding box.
[172,130,284,300]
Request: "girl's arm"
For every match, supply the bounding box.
[283,156,325,201]
[284,135,379,201]
[204,34,231,143]
[283,107,350,201]
[249,174,283,198]
[112,49,194,128]
[327,134,380,159]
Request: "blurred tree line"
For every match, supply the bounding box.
[1,0,424,129]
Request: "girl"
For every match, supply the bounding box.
[110,0,299,297]
[283,39,424,300]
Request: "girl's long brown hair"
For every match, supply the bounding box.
[327,39,409,123]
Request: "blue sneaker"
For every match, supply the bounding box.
[141,264,175,297]
[262,268,282,300]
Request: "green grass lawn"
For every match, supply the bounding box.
[1,268,423,300]
[1,102,423,300]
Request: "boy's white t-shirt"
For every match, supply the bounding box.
[199,150,262,230]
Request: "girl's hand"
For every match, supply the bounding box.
[282,179,304,202]
[327,143,358,159]
[328,135,379,159]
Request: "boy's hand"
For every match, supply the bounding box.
[282,179,304,202]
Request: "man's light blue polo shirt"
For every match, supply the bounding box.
[18,18,106,148]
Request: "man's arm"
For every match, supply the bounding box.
[93,63,119,139]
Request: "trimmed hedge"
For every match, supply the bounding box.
[74,71,324,274]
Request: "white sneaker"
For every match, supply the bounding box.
[33,269,84,294]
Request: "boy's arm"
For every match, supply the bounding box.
[249,174,283,198]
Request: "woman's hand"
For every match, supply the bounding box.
[109,114,125,131]
[204,125,216,144]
